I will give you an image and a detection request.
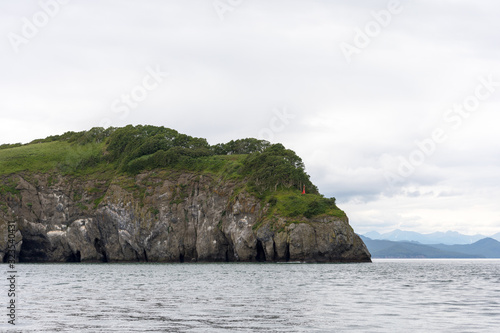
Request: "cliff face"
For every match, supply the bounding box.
[0,172,371,263]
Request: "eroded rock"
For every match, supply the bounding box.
[0,173,371,263]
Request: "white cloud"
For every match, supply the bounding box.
[1,0,499,235]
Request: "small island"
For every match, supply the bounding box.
[0,125,371,263]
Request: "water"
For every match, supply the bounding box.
[2,259,500,332]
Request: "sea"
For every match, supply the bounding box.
[2,259,500,332]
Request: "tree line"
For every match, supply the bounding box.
[20,125,318,194]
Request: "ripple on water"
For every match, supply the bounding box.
[6,260,500,332]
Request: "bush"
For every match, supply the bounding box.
[304,200,326,218]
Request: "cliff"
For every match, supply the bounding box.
[0,126,371,263]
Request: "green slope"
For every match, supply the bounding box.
[0,125,345,221]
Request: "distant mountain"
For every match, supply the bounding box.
[491,232,500,242]
[363,229,488,245]
[431,238,500,258]
[364,231,381,239]
[360,236,481,258]
[361,236,500,258]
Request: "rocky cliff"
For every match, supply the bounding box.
[0,172,371,263]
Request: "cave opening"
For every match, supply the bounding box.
[285,242,290,262]
[67,251,81,262]
[255,240,266,262]
[94,238,108,263]
[18,238,49,262]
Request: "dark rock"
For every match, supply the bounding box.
[0,173,371,263]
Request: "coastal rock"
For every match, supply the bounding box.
[0,173,371,263]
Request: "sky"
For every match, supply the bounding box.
[1,0,499,236]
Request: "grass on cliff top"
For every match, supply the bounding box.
[251,190,346,231]
[0,139,246,181]
[0,141,107,175]
[266,190,346,219]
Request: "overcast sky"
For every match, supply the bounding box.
[1,0,499,235]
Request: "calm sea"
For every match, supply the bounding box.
[2,259,500,332]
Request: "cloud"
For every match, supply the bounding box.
[1,0,499,235]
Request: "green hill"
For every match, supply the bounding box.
[0,125,373,263]
[0,125,343,226]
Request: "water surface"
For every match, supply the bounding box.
[3,259,500,332]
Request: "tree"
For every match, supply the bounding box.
[242,144,318,194]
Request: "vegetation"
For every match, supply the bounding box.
[0,143,22,150]
[266,191,345,219]
[0,140,105,175]
[0,178,20,196]
[241,143,318,195]
[0,125,342,219]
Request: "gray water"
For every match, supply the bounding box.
[2,259,500,332]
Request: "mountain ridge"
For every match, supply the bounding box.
[360,235,500,258]
[362,229,496,245]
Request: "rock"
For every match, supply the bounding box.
[0,173,371,263]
